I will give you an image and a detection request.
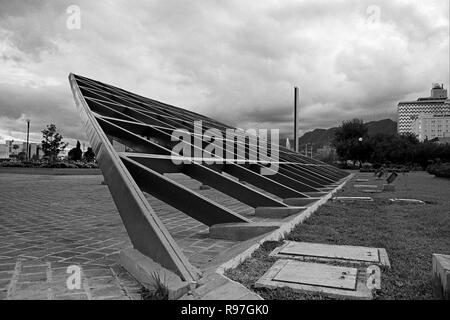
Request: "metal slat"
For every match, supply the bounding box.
[120,155,251,226]
[69,73,201,283]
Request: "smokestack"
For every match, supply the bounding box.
[294,87,299,152]
[26,119,30,160]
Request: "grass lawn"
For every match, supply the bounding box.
[225,171,450,300]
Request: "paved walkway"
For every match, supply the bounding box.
[0,174,142,300]
[0,172,270,299]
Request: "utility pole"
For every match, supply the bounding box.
[294,87,299,152]
[26,119,30,160]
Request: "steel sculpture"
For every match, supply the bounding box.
[69,73,349,283]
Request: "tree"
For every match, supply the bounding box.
[68,140,83,161]
[83,147,96,162]
[332,119,371,166]
[41,124,68,163]
[363,132,424,166]
[17,151,27,161]
[12,144,19,154]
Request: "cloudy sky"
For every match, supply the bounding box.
[0,0,448,147]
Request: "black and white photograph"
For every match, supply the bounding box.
[0,0,449,310]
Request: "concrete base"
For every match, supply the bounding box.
[283,197,321,207]
[209,222,282,241]
[119,248,192,300]
[318,188,334,192]
[333,196,374,202]
[254,207,305,219]
[362,189,382,194]
[389,198,425,204]
[180,272,263,300]
[303,192,328,197]
[432,254,450,300]
[382,184,396,192]
[354,185,378,189]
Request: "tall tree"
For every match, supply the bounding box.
[41,124,68,163]
[332,119,371,166]
[68,140,83,161]
[83,147,96,162]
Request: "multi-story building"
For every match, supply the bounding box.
[398,84,450,134]
[3,140,41,159]
[0,145,8,159]
[411,113,450,142]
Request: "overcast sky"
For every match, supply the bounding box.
[0,0,448,147]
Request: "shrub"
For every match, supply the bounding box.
[83,147,96,162]
[0,160,98,169]
[0,161,36,168]
[427,163,450,178]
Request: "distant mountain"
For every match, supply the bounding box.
[295,119,397,148]
[297,128,338,147]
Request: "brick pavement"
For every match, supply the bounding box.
[0,172,274,299]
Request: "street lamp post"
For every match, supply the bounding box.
[358,137,363,168]
[294,87,299,152]
[26,119,30,161]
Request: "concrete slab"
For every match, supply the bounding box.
[432,254,450,300]
[354,185,378,189]
[389,198,425,204]
[209,222,282,241]
[303,192,328,197]
[255,259,375,300]
[119,248,191,300]
[362,190,382,194]
[254,207,306,219]
[270,241,390,267]
[382,184,396,192]
[333,196,374,202]
[282,198,321,207]
[273,260,357,290]
[386,172,398,184]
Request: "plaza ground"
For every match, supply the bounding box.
[1,170,448,300]
[0,171,272,300]
[226,171,450,300]
[0,173,142,300]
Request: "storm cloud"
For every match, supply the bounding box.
[0,0,448,146]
